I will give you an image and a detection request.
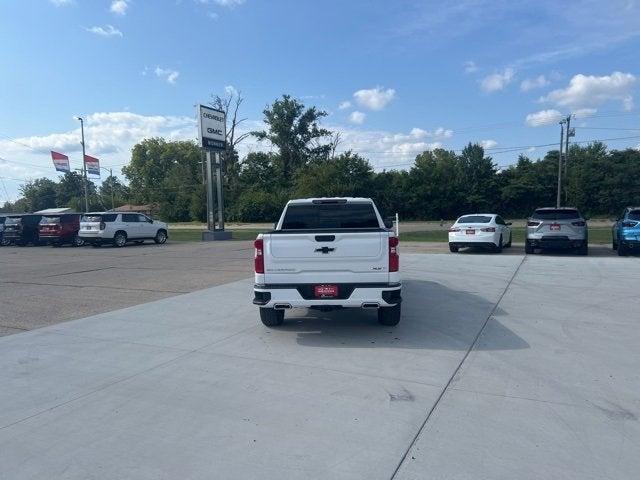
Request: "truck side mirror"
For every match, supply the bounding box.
[384,219,393,229]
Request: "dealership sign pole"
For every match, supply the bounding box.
[197,104,230,240]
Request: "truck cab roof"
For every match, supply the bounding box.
[287,197,373,205]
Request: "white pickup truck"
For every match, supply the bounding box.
[253,197,401,327]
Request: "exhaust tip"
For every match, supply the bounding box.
[274,303,292,310]
[362,302,380,309]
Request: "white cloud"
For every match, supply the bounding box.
[520,75,550,92]
[353,87,396,111]
[480,139,498,149]
[0,111,200,199]
[224,85,239,96]
[463,61,478,74]
[208,12,219,20]
[50,0,72,6]
[155,66,180,84]
[213,0,245,6]
[541,71,636,110]
[85,25,123,37]
[390,127,453,143]
[338,101,352,110]
[525,109,564,127]
[0,112,196,157]
[432,127,453,139]
[110,0,128,15]
[480,68,515,93]
[389,142,442,156]
[573,108,598,118]
[349,111,366,125]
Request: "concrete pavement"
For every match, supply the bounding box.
[0,253,638,479]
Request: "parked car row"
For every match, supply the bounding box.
[449,206,639,256]
[0,212,168,248]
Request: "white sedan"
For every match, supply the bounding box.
[448,214,512,253]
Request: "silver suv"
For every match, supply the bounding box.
[525,207,588,255]
[79,212,168,247]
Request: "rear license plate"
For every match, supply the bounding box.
[466,229,475,235]
[550,224,561,231]
[314,284,338,298]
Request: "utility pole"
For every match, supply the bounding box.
[76,117,89,212]
[108,168,114,211]
[564,115,573,204]
[557,119,565,208]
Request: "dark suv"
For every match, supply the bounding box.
[38,213,84,247]
[525,208,588,255]
[2,214,43,246]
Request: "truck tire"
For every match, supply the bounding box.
[260,308,284,327]
[618,243,628,256]
[154,229,168,244]
[525,241,534,254]
[449,244,459,253]
[577,242,588,256]
[378,304,401,326]
[494,235,503,253]
[113,231,127,248]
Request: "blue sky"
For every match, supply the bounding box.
[1,0,640,200]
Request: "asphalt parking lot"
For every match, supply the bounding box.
[0,241,253,336]
[1,246,638,479]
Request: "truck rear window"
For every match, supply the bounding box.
[532,209,580,220]
[281,203,380,230]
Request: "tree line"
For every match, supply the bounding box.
[3,94,640,221]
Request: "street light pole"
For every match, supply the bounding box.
[77,117,89,212]
[557,119,565,209]
[98,166,115,210]
[109,168,114,211]
[564,115,572,204]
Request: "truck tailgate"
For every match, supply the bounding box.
[264,232,389,284]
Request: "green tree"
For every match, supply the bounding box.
[122,138,202,221]
[458,143,497,212]
[293,152,374,198]
[56,172,96,208]
[98,175,130,210]
[20,178,57,211]
[408,148,463,219]
[252,95,332,181]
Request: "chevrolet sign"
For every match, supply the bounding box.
[198,104,227,151]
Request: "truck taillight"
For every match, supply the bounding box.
[254,239,264,274]
[389,236,399,272]
[99,222,106,230]
[622,221,638,228]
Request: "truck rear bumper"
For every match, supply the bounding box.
[253,282,402,308]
